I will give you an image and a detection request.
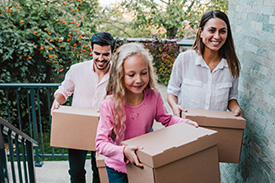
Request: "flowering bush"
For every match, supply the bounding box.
[0,0,98,83]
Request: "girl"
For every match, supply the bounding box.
[96,43,197,183]
[167,10,242,117]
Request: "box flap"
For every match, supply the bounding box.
[122,123,218,168]
[182,108,246,129]
[53,105,100,117]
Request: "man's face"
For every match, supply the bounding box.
[92,44,112,71]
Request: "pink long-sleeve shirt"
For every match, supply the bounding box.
[54,60,110,109]
[96,88,189,173]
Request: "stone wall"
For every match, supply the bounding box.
[221,0,275,182]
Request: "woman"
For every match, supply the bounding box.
[167,10,242,117]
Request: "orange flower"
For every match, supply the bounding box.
[84,45,88,48]
[47,60,51,63]
[58,40,62,42]
[71,21,75,24]
[64,2,68,5]
[68,34,71,37]
[73,49,76,51]
[76,9,79,12]
[58,1,61,3]
[79,1,82,4]
[54,61,58,63]
[19,20,24,23]
[16,6,21,9]
[48,47,53,50]
[48,54,53,58]
[71,9,74,12]
[40,45,44,49]
[76,24,80,27]
[80,16,84,21]
[79,41,82,43]
[89,52,92,55]
[49,39,53,42]
[56,19,59,22]
[73,44,77,47]
[78,53,81,56]
[82,49,86,52]
[28,56,32,59]
[59,68,64,72]
[23,54,26,57]
[74,29,78,31]
[48,32,51,35]
[33,31,37,34]
[60,45,63,47]
[62,21,66,24]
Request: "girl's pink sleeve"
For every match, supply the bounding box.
[154,91,189,126]
[95,98,126,163]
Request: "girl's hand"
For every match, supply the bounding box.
[123,146,143,167]
[172,104,187,117]
[187,120,199,128]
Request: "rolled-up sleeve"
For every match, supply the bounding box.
[167,54,184,97]
[228,77,239,101]
[54,66,75,100]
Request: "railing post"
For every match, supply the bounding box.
[30,88,43,167]
[0,124,9,183]
[26,141,36,183]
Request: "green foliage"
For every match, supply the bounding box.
[113,0,228,38]
[0,0,99,83]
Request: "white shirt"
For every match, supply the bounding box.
[54,60,110,110]
[167,50,238,111]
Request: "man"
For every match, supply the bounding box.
[51,32,115,183]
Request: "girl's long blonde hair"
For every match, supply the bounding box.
[106,43,157,142]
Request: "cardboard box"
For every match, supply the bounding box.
[181,108,246,163]
[96,153,109,183]
[50,105,99,151]
[122,123,220,183]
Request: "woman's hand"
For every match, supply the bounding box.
[172,104,187,117]
[123,146,143,167]
[228,99,242,117]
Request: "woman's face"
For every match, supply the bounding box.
[199,17,228,53]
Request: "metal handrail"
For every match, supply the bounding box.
[0,117,37,183]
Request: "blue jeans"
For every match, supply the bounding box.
[68,149,99,183]
[106,166,128,183]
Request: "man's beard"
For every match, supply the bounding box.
[94,60,110,70]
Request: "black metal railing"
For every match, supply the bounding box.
[0,83,75,168]
[0,117,37,183]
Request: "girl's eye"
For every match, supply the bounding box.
[141,72,148,75]
[128,74,134,77]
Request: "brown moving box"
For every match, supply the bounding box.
[96,153,109,183]
[50,105,99,151]
[181,108,246,163]
[122,123,220,183]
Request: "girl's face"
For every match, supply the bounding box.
[199,17,228,53]
[123,54,149,96]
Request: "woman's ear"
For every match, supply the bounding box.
[198,27,204,38]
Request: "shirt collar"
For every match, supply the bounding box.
[195,56,228,71]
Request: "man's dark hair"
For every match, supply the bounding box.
[91,32,115,52]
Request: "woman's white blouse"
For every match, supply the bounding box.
[167,50,238,111]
